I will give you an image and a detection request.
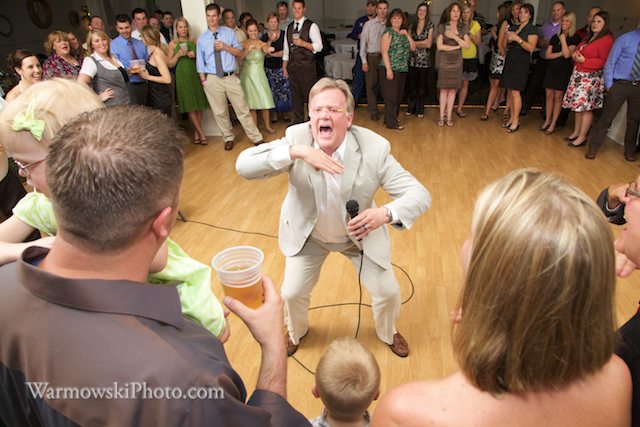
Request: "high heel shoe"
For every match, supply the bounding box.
[563,135,578,142]
[437,116,445,127]
[538,124,550,131]
[568,140,586,147]
[502,122,511,128]
[506,124,520,133]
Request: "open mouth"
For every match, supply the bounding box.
[319,125,332,136]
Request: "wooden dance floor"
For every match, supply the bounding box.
[171,106,640,417]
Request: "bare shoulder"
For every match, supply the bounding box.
[598,355,632,409]
[372,381,436,427]
[372,378,464,427]
[4,86,19,102]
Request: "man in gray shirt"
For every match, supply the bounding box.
[360,0,388,121]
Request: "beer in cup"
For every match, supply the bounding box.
[212,246,264,309]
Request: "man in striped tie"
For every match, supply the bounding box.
[586,25,640,161]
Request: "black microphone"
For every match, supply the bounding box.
[346,200,359,219]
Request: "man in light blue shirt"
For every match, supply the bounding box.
[110,14,149,105]
[196,3,263,151]
[586,28,640,161]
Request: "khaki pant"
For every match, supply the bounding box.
[281,237,400,345]
[202,74,262,143]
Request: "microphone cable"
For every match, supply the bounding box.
[180,216,416,375]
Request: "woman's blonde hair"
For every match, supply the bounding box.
[85,30,111,57]
[0,79,103,151]
[140,25,161,47]
[453,169,617,394]
[461,3,472,24]
[173,17,190,39]
[44,31,69,56]
[563,11,577,37]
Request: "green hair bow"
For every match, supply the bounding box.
[12,103,45,141]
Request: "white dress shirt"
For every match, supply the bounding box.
[132,29,168,46]
[282,17,323,62]
[266,136,398,244]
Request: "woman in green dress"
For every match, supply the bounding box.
[240,20,276,135]
[167,18,209,145]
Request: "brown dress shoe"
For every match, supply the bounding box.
[625,154,637,162]
[224,140,234,151]
[285,331,308,357]
[389,332,409,357]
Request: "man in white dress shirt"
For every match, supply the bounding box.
[236,78,430,358]
[131,8,168,46]
[283,0,323,124]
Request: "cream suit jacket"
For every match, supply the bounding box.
[236,123,431,269]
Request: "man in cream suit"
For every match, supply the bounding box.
[237,78,430,357]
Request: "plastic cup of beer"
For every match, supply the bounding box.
[292,33,300,40]
[129,59,140,73]
[138,60,146,72]
[212,246,264,309]
[180,42,188,51]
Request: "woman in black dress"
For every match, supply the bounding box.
[261,12,292,123]
[139,25,172,117]
[540,11,581,135]
[500,3,538,133]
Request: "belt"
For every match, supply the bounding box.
[367,52,381,55]
[129,81,146,85]
[616,79,639,86]
[209,71,234,77]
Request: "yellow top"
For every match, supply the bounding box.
[462,20,481,59]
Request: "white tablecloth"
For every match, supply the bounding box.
[324,28,351,40]
[331,39,357,55]
[324,53,355,80]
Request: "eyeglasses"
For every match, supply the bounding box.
[309,106,348,116]
[13,158,45,173]
[626,186,640,199]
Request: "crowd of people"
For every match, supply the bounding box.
[0,1,639,426]
[4,1,638,157]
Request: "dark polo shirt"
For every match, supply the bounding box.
[0,247,309,426]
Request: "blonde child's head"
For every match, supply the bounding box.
[0,79,103,192]
[314,337,381,421]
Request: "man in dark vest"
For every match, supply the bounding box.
[282,0,323,124]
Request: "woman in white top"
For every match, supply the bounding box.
[4,50,42,102]
[78,30,130,106]
[372,169,632,427]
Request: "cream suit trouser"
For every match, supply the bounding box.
[282,237,400,345]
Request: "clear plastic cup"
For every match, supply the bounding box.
[292,33,300,40]
[138,59,146,72]
[212,246,264,309]
[129,59,140,73]
[179,42,188,50]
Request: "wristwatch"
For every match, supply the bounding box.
[385,207,393,223]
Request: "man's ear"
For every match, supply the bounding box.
[151,206,175,241]
[311,384,320,398]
